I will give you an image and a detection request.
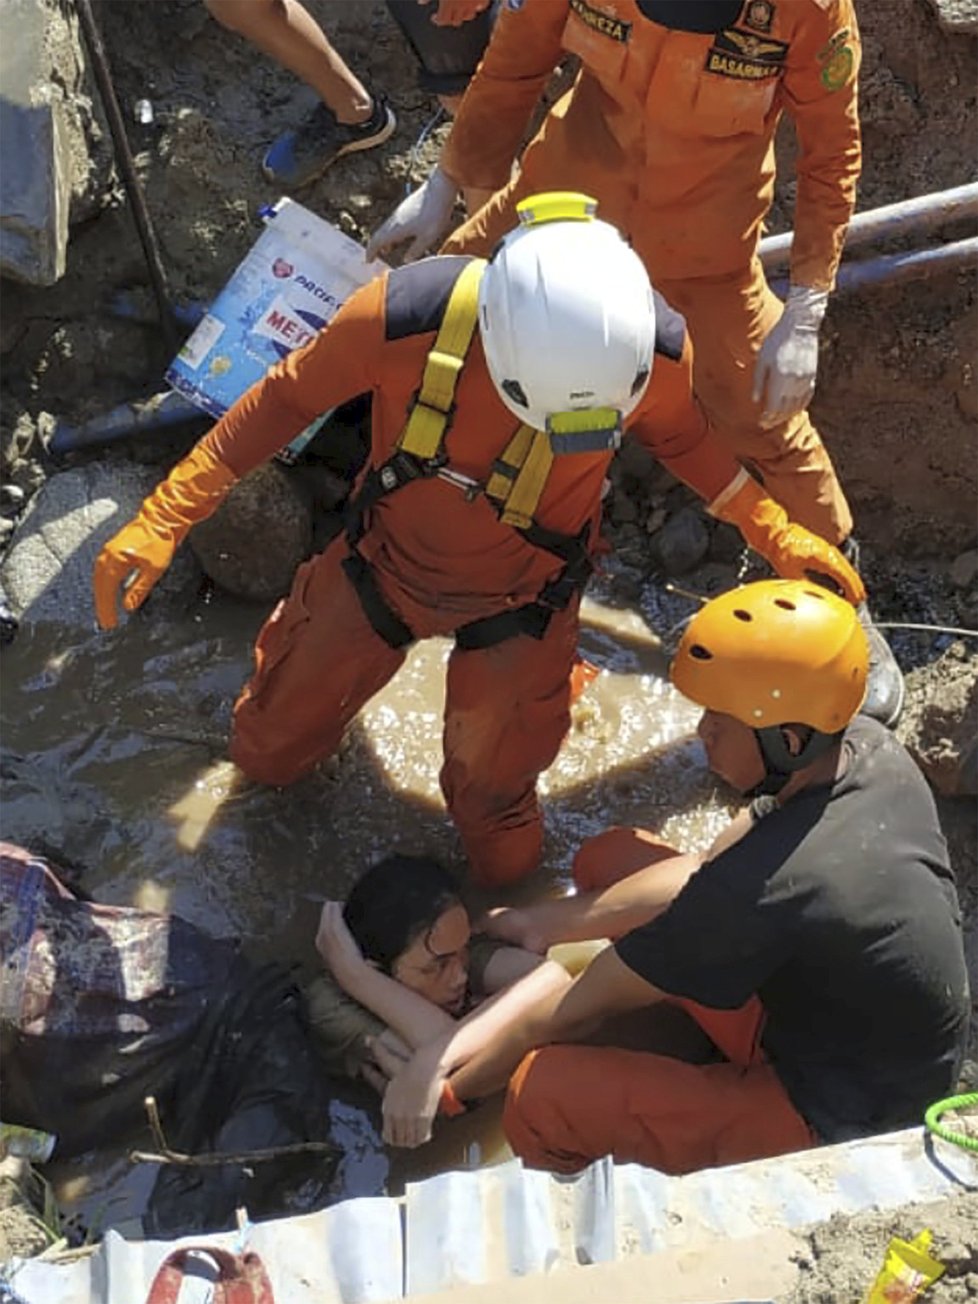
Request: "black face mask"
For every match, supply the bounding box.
[635,1,743,35]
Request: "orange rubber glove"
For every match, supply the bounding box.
[710,471,866,606]
[93,443,237,630]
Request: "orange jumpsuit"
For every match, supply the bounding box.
[198,256,746,886]
[504,828,814,1173]
[439,0,862,543]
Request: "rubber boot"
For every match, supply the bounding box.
[841,537,905,729]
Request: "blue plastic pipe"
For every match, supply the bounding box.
[48,390,204,458]
[760,182,978,270]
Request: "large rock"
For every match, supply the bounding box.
[898,645,978,798]
[0,462,199,633]
[0,0,107,284]
[190,462,314,601]
[651,506,711,576]
[924,0,978,33]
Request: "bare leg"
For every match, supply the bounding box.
[206,0,372,123]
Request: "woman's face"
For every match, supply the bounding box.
[391,903,471,1014]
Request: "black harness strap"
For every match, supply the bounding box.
[341,550,414,649]
[454,523,594,651]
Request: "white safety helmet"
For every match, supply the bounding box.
[478,192,655,451]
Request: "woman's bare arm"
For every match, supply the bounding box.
[315,903,454,1049]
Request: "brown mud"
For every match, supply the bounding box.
[0,0,976,1284]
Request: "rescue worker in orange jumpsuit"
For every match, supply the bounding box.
[368,0,905,726]
[373,581,968,1173]
[93,195,862,888]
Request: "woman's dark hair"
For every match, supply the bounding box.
[343,854,461,972]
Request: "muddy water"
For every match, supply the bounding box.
[1,562,735,1230]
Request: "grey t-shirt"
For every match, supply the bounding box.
[304,933,506,1079]
[615,717,970,1142]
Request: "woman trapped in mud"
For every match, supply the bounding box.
[306,854,569,1125]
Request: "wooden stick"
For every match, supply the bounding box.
[131,1095,338,1168]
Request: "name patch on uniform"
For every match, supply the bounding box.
[704,27,788,80]
[569,0,631,43]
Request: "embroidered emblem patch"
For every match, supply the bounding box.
[705,27,788,81]
[744,0,774,33]
[569,0,631,43]
[817,28,854,91]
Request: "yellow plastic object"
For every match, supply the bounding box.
[516,191,598,226]
[863,1228,944,1302]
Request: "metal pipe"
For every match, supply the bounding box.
[760,182,978,270]
[48,391,204,458]
[74,0,178,354]
[768,236,978,298]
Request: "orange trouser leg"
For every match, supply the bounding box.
[654,261,853,545]
[504,1043,815,1176]
[572,826,681,894]
[230,537,407,785]
[440,601,579,888]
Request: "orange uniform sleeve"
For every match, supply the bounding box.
[440,0,568,193]
[199,274,388,478]
[627,335,742,506]
[783,0,861,291]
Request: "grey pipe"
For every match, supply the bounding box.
[768,236,978,298]
[760,182,978,270]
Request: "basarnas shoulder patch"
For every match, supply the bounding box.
[705,27,788,81]
[817,28,854,92]
[569,0,631,43]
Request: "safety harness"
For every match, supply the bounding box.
[342,257,595,652]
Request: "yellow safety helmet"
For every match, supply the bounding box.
[671,579,868,735]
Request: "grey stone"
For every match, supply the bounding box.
[708,520,747,565]
[0,0,104,284]
[949,549,978,590]
[190,462,313,601]
[897,646,978,797]
[0,462,200,633]
[651,506,711,576]
[924,0,978,32]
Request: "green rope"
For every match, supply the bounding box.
[924,1093,978,1152]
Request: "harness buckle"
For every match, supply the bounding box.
[436,466,484,501]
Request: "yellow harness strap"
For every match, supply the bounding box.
[397,256,555,528]
[485,425,554,530]
[398,258,486,461]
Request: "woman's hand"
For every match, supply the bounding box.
[475,906,548,955]
[361,1028,413,1094]
[374,1039,445,1148]
[315,902,369,987]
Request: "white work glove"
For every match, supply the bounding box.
[365,166,460,263]
[752,285,829,427]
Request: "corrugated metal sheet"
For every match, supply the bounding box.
[4,1128,975,1304]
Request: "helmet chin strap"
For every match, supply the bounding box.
[748,725,842,798]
